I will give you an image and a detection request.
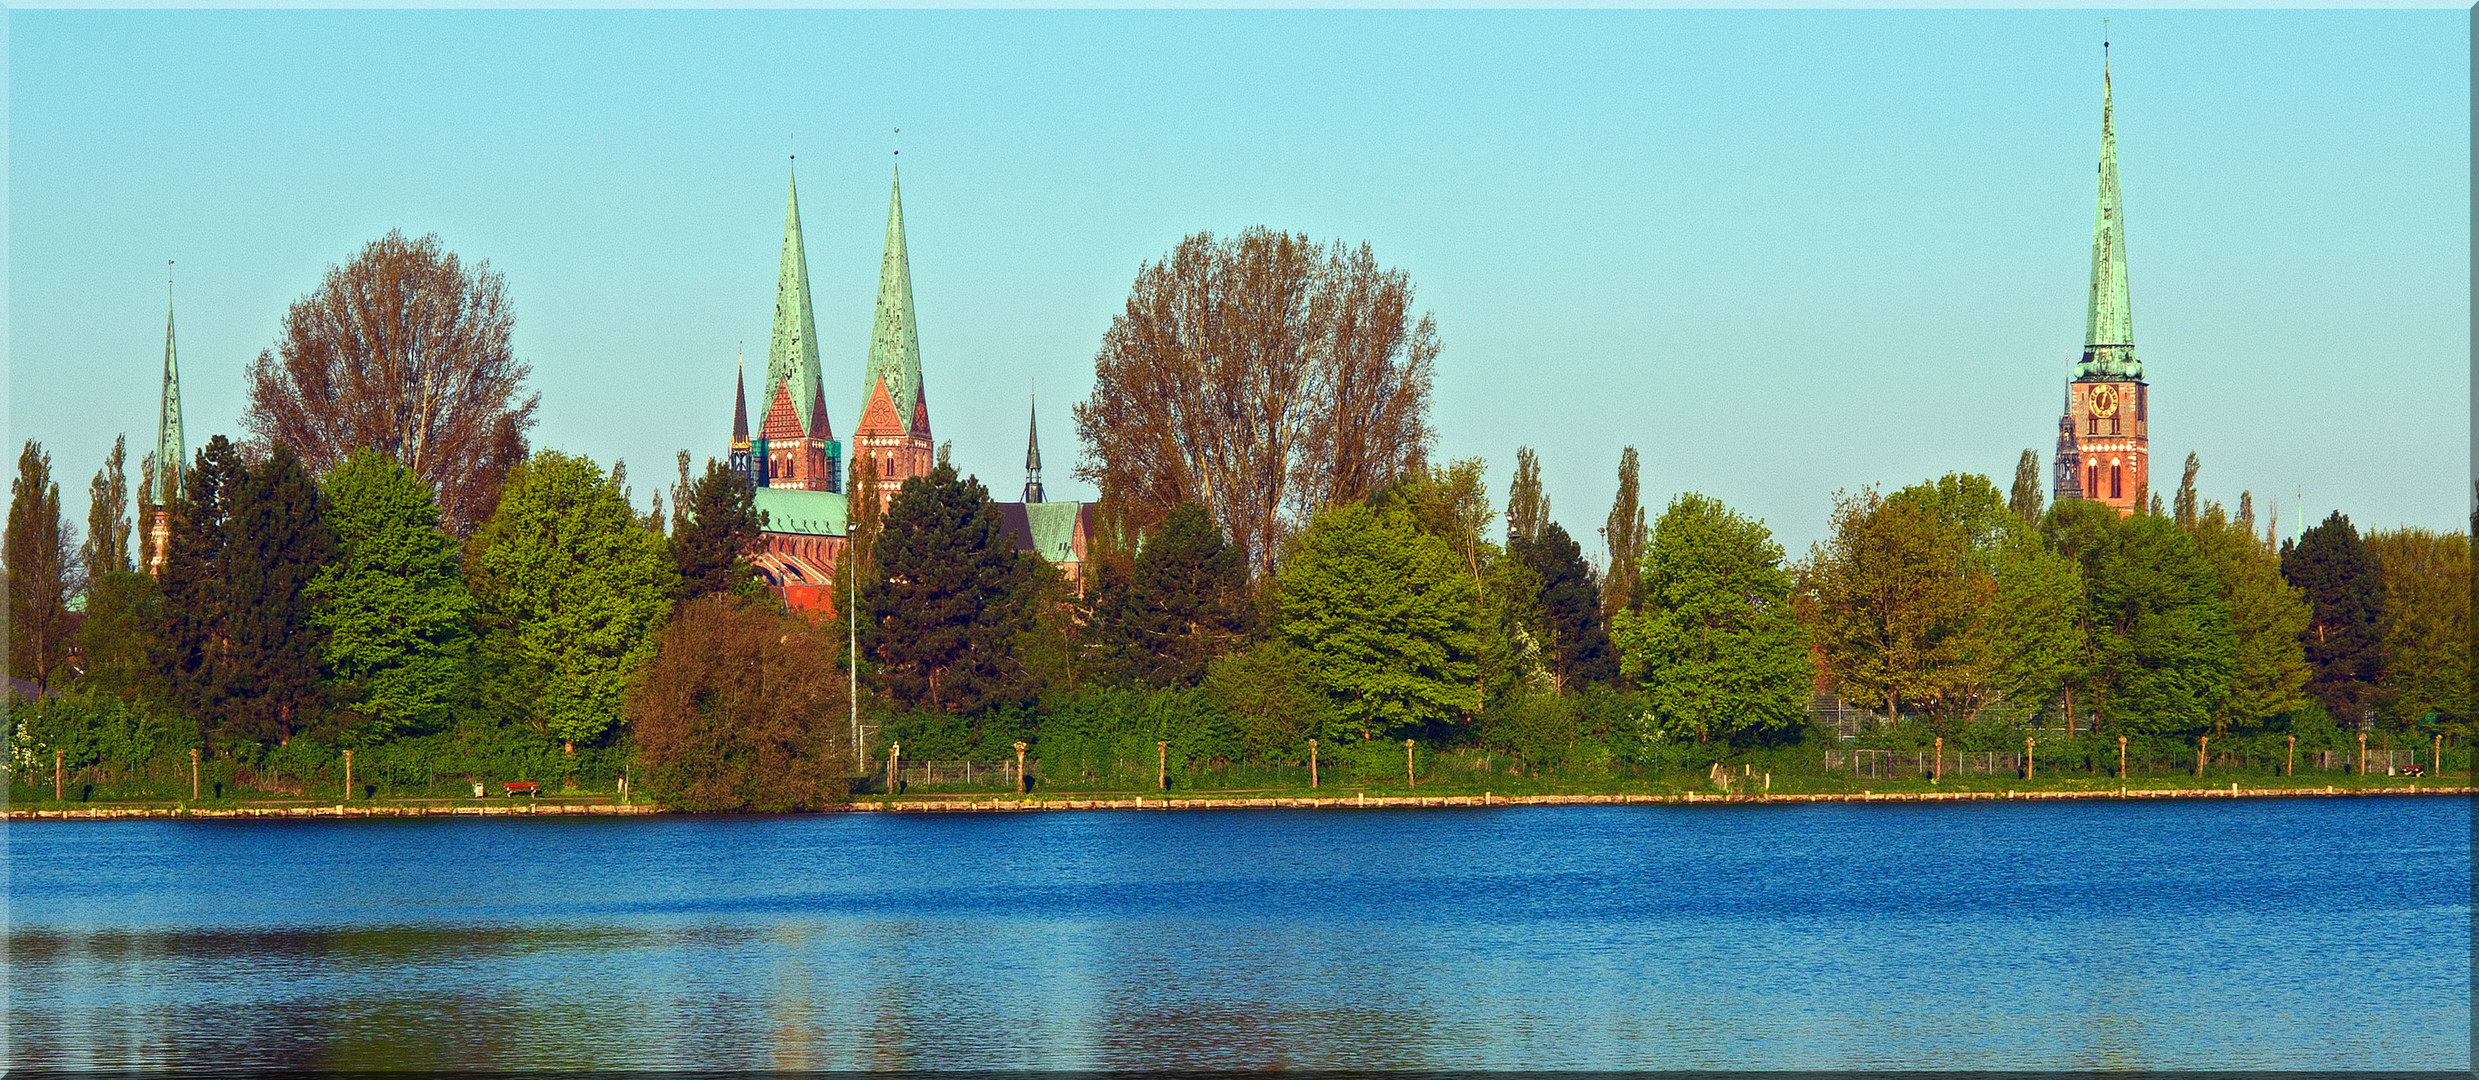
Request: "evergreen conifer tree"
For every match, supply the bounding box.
[157,436,246,741]
[673,459,766,602]
[220,444,335,744]
[1511,521,1613,689]
[2281,511,2387,727]
[864,463,1035,714]
[1100,502,1250,688]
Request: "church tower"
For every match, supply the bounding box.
[756,165,841,493]
[2054,51,2148,515]
[1023,392,1046,503]
[851,164,934,509]
[146,281,185,575]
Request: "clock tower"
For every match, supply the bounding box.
[2054,51,2148,515]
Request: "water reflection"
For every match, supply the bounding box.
[9,799,2469,1070]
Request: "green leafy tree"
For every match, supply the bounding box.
[629,596,854,811]
[2171,452,2202,530]
[1512,521,1612,689]
[1800,487,1977,724]
[2008,449,2044,527]
[84,434,133,582]
[2364,527,2469,736]
[1204,641,1331,762]
[2086,513,2237,735]
[1984,538,2087,720]
[1613,493,1809,745]
[220,443,336,745]
[156,436,248,743]
[307,449,474,746]
[2191,505,2312,732]
[865,462,1036,715]
[672,458,767,602]
[1505,446,1547,547]
[1095,502,1251,688]
[2280,512,2386,727]
[1277,505,1479,741]
[7,440,80,691]
[469,451,677,753]
[1602,446,1648,618]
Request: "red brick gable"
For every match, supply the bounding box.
[760,380,805,442]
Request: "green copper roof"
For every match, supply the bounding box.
[752,486,847,537]
[2078,61,2141,381]
[1022,501,1080,564]
[150,291,185,505]
[767,168,826,431]
[861,167,926,430]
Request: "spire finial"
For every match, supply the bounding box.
[893,127,900,158]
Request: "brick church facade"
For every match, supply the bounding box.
[728,162,1091,615]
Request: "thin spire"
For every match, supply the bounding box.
[151,261,185,506]
[862,162,927,435]
[731,345,750,446]
[1024,387,1045,503]
[2078,30,2139,380]
[766,164,825,432]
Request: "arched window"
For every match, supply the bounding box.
[2110,460,2123,499]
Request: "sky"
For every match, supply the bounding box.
[9,9,2468,559]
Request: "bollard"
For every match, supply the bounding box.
[344,749,354,802]
[1158,740,1169,792]
[888,743,902,795]
[2357,730,2368,777]
[2194,735,2207,780]
[55,749,64,802]
[2286,734,2295,777]
[2025,737,2035,782]
[1014,741,1029,795]
[1309,739,1319,790]
[191,748,201,802]
[2118,735,2128,781]
[1933,736,1943,783]
[2435,733,2444,780]
[1405,738,1416,788]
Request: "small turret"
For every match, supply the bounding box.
[1024,392,1046,504]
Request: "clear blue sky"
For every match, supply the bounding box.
[11,10,2467,558]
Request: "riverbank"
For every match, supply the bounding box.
[9,782,2470,819]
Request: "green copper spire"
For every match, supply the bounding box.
[862,166,926,432]
[150,279,185,506]
[767,166,826,431]
[2078,57,2140,380]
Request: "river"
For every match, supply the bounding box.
[8,796,2468,1070]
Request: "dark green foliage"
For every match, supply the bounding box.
[1511,521,1613,688]
[2281,512,2387,726]
[308,449,473,746]
[1035,686,1238,783]
[155,436,248,743]
[1092,502,1250,688]
[7,440,79,691]
[866,462,1036,715]
[673,459,766,602]
[9,692,182,782]
[220,444,336,745]
[2086,513,2237,735]
[76,571,161,702]
[1203,641,1332,761]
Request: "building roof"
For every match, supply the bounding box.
[766,167,827,431]
[754,486,848,537]
[994,500,1086,565]
[860,167,928,436]
[2078,60,2141,381]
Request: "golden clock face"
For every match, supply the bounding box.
[2090,385,2119,417]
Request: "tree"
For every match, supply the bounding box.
[1205,642,1331,762]
[1984,538,2086,721]
[77,570,160,702]
[1506,446,1547,548]
[306,449,474,746]
[84,434,133,582]
[136,451,160,575]
[2008,449,2044,527]
[2191,505,2311,732]
[2281,512,2386,727]
[629,596,854,812]
[2364,528,2469,736]
[1799,487,1977,724]
[1612,493,1809,745]
[1277,505,1479,741]
[156,436,248,742]
[243,231,539,536]
[1094,502,1250,688]
[1074,228,1437,579]
[1512,521,1613,689]
[672,459,766,602]
[2085,513,2237,736]
[219,444,336,745]
[865,462,1036,715]
[2171,453,2202,530]
[1602,446,1648,618]
[468,451,677,753]
[7,441,80,691]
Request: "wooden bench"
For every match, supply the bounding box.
[502,781,541,798]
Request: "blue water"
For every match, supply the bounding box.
[7,798,2469,1070]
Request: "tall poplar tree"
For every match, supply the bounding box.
[2171,453,2202,530]
[1602,446,1647,618]
[2008,450,2044,527]
[84,434,133,581]
[6,440,80,691]
[308,449,473,745]
[1505,446,1547,548]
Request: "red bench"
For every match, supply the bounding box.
[502,781,541,797]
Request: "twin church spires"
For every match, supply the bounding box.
[730,159,936,506]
